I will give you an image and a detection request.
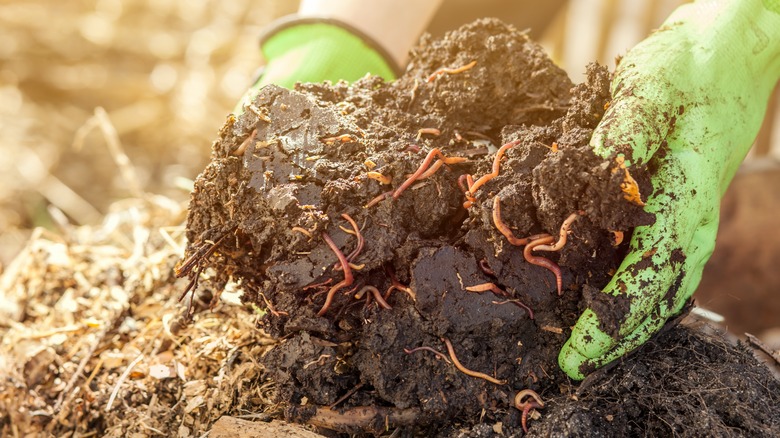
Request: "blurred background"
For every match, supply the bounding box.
[1,0,778,343]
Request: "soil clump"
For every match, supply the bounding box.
[181,19,779,436]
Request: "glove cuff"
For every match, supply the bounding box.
[259,14,403,81]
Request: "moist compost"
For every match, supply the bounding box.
[180,19,777,436]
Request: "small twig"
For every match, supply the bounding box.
[540,325,563,334]
[175,232,231,278]
[106,354,144,412]
[73,107,144,198]
[287,405,421,434]
[745,333,780,365]
[329,382,365,409]
[54,320,112,411]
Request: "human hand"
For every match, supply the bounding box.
[233,16,399,114]
[559,0,780,380]
[234,1,443,113]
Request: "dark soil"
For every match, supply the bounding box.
[181,19,780,437]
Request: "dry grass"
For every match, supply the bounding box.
[0,194,281,436]
[0,0,295,263]
[0,1,296,435]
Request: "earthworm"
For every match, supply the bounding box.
[466,140,520,204]
[442,338,506,385]
[334,214,364,269]
[393,148,466,199]
[466,282,534,319]
[320,133,356,144]
[302,278,332,291]
[291,226,312,239]
[392,146,435,198]
[231,128,257,157]
[259,291,288,317]
[366,171,392,185]
[417,127,441,137]
[491,197,549,246]
[611,230,624,246]
[462,174,476,208]
[354,286,392,310]
[384,265,415,300]
[403,346,451,364]
[317,232,354,316]
[418,156,468,180]
[532,212,581,252]
[364,190,393,208]
[457,174,471,193]
[417,159,445,181]
[427,60,477,82]
[402,144,421,153]
[523,235,562,295]
[465,282,506,295]
[478,258,496,276]
[491,299,535,320]
[514,389,545,433]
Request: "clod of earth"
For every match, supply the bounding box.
[177,19,778,436]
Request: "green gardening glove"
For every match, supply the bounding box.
[235,16,399,113]
[559,0,780,380]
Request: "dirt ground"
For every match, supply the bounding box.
[1,7,779,438]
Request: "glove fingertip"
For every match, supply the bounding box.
[558,309,617,380]
[558,340,588,380]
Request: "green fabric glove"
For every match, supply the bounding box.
[559,0,780,380]
[235,16,399,114]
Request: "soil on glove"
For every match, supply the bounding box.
[181,19,779,436]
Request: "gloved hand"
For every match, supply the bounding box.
[559,0,780,380]
[234,16,400,113]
